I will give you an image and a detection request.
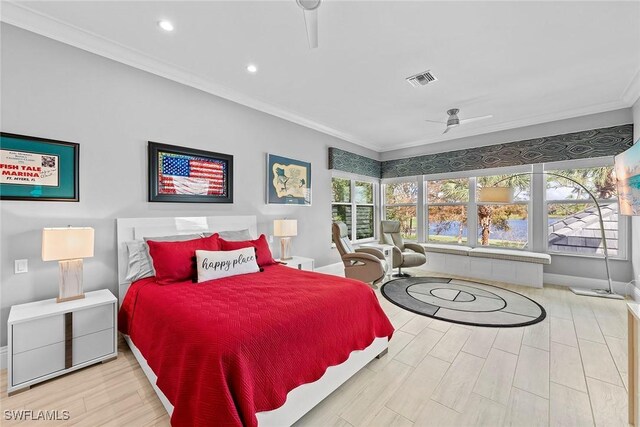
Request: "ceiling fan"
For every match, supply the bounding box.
[425,108,493,134]
[296,0,321,49]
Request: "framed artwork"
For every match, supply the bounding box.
[0,132,79,201]
[266,153,311,205]
[148,141,233,203]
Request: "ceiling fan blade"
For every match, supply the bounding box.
[442,127,452,134]
[459,115,493,124]
[424,119,446,124]
[302,8,318,48]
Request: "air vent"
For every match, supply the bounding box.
[406,70,437,87]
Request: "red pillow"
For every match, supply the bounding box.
[219,234,276,267]
[147,234,220,284]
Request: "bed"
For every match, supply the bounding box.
[116,216,393,426]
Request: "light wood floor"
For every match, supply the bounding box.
[0,275,629,426]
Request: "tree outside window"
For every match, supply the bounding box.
[384,181,418,240]
[476,175,530,248]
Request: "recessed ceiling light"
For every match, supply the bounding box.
[158,20,174,32]
[246,64,258,73]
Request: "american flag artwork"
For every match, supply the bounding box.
[158,153,227,196]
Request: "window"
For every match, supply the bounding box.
[331,177,352,236]
[384,180,418,240]
[427,178,469,244]
[355,181,375,239]
[332,177,377,241]
[476,174,530,248]
[546,165,619,257]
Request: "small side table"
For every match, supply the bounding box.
[277,256,314,271]
[359,243,394,278]
[628,301,640,425]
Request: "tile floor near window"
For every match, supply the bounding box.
[0,275,629,426]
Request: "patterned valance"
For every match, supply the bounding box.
[329,124,633,180]
[381,124,633,179]
[328,147,381,178]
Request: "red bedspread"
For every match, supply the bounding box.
[118,264,394,426]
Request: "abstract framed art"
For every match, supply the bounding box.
[266,153,311,205]
[0,132,79,201]
[148,142,233,203]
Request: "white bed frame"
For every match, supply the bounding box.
[116,216,388,426]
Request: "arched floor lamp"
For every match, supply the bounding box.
[477,172,623,300]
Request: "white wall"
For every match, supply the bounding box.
[0,24,378,347]
[633,98,640,287]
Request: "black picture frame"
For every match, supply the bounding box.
[0,132,79,202]
[148,141,233,203]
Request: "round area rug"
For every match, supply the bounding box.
[381,277,546,328]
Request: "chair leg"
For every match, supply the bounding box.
[392,267,411,278]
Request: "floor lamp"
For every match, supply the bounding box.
[478,172,623,300]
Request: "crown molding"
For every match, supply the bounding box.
[0,1,373,150]
[1,1,637,155]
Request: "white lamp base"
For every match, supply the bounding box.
[57,259,85,303]
[280,237,293,260]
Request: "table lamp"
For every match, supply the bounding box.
[273,219,297,260]
[42,227,94,303]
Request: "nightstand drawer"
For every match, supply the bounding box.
[73,328,114,365]
[12,342,65,385]
[12,315,64,354]
[73,304,114,337]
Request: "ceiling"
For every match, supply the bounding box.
[3,1,640,152]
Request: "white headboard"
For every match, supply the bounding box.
[116,215,258,302]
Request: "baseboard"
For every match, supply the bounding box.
[0,346,6,370]
[543,273,630,295]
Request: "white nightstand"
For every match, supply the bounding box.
[277,256,314,271]
[7,289,117,395]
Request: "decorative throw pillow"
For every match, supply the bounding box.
[219,234,276,267]
[147,233,220,284]
[196,247,260,282]
[125,233,204,282]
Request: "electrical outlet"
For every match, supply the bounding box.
[15,259,28,274]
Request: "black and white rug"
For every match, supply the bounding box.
[381,277,546,328]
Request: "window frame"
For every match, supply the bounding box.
[331,173,379,244]
[474,171,532,250]
[425,177,470,245]
[421,165,533,249]
[543,157,627,260]
[382,176,420,241]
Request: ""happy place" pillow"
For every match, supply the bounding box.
[195,247,260,283]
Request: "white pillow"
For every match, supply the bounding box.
[196,247,260,282]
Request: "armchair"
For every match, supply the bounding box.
[380,220,426,277]
[332,222,388,285]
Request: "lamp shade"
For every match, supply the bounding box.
[42,227,95,261]
[273,219,297,237]
[477,187,514,204]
